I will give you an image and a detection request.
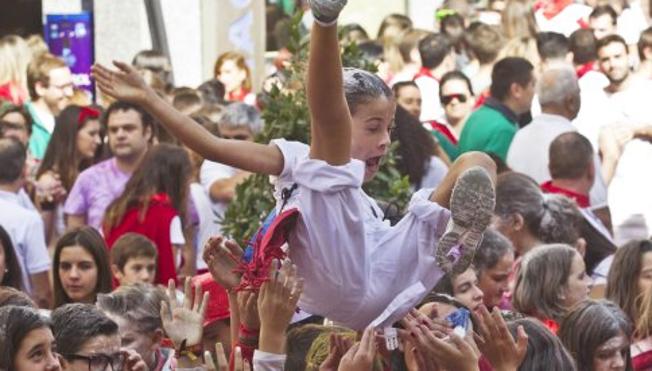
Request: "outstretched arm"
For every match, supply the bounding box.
[307,1,352,165]
[92,62,284,176]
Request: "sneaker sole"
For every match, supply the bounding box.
[436,167,495,274]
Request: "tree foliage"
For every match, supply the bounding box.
[221,13,410,243]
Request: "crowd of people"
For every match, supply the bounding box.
[1,0,652,369]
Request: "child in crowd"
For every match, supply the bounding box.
[109,233,158,286]
[93,0,496,331]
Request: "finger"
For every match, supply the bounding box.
[183,277,193,310]
[359,327,376,356]
[474,305,492,339]
[193,281,202,311]
[516,325,529,356]
[224,239,244,256]
[234,346,243,370]
[215,343,228,370]
[289,278,304,307]
[204,351,216,371]
[244,359,251,371]
[113,60,135,74]
[167,279,177,311]
[160,300,171,322]
[492,307,516,346]
[199,291,210,319]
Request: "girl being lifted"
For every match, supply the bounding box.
[92,0,496,330]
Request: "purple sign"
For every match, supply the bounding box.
[44,13,94,98]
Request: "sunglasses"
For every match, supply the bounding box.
[441,94,468,105]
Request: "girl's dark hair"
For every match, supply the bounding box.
[508,317,577,371]
[0,225,23,290]
[606,240,652,324]
[473,228,514,274]
[52,227,112,308]
[0,305,52,370]
[559,299,633,371]
[37,104,104,192]
[103,143,191,231]
[342,68,393,115]
[392,105,436,188]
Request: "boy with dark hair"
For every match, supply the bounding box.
[110,233,158,286]
[537,32,570,68]
[458,57,535,162]
[415,33,455,121]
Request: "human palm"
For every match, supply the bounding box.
[202,236,244,291]
[161,278,208,346]
[92,61,152,104]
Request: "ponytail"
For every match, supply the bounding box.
[538,194,583,245]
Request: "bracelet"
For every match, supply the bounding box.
[176,339,203,361]
[239,324,260,337]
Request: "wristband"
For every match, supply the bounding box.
[176,339,203,361]
[239,324,259,337]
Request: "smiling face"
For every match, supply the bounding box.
[58,245,98,304]
[598,41,630,86]
[217,59,247,94]
[440,78,475,125]
[350,96,396,182]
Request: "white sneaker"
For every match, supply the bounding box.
[436,167,495,274]
[307,0,347,25]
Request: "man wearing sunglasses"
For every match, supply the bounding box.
[458,57,536,163]
[52,303,147,371]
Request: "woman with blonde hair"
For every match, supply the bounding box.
[0,35,32,104]
[499,0,540,65]
[376,13,413,81]
[213,51,256,105]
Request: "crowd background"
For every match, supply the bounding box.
[2,0,652,370]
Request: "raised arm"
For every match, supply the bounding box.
[92,62,284,176]
[307,0,352,165]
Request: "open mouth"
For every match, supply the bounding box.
[365,156,382,169]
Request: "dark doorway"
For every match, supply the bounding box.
[0,0,43,37]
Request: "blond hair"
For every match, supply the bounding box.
[26,53,68,100]
[0,35,32,92]
[213,51,252,91]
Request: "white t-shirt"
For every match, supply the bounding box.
[506,113,609,209]
[199,160,238,232]
[419,156,448,190]
[271,139,451,330]
[617,2,649,45]
[535,3,592,37]
[415,75,444,122]
[602,80,652,244]
[0,190,51,293]
[189,182,221,270]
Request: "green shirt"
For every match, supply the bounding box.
[457,104,518,162]
[25,102,51,160]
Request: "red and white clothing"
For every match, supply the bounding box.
[534,0,591,37]
[271,139,451,330]
[414,68,444,122]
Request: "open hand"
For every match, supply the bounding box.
[92,61,153,104]
[202,235,244,291]
[338,327,377,371]
[473,306,527,371]
[160,277,209,347]
[320,333,353,371]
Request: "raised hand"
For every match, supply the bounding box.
[92,61,153,104]
[258,259,304,354]
[160,277,209,347]
[204,342,229,371]
[473,306,527,371]
[320,333,353,371]
[202,235,244,291]
[120,349,148,371]
[307,0,348,24]
[337,327,377,371]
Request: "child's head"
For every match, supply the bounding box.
[96,284,167,370]
[343,68,395,182]
[110,233,158,286]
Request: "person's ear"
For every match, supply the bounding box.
[510,82,522,100]
[151,328,164,349]
[34,81,47,98]
[644,46,652,62]
[512,213,525,231]
[111,264,123,281]
[587,159,596,184]
[575,238,587,257]
[144,124,154,143]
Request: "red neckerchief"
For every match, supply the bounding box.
[540,181,590,208]
[150,192,172,205]
[575,61,596,79]
[413,67,439,82]
[226,87,251,103]
[425,120,458,144]
[542,318,560,334]
[536,0,573,19]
